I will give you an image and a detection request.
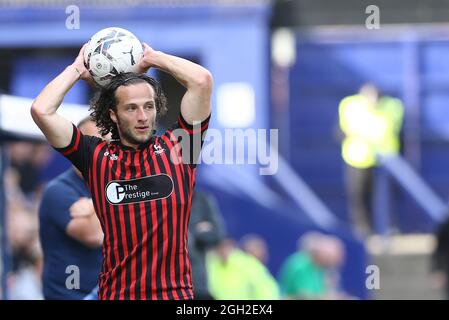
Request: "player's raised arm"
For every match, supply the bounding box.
[137,43,213,124]
[31,44,95,148]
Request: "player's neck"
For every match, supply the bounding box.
[118,136,153,150]
[120,140,139,150]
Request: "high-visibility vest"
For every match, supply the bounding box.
[206,249,280,300]
[339,94,404,169]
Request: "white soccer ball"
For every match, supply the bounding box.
[84,27,144,87]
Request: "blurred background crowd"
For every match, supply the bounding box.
[2,0,449,299]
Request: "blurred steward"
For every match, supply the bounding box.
[338,83,404,235]
[240,233,269,265]
[206,238,280,300]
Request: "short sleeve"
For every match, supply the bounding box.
[161,113,211,168]
[39,181,80,233]
[52,124,103,179]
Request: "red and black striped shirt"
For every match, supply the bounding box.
[55,114,210,300]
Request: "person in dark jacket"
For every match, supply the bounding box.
[188,190,225,299]
[431,215,449,299]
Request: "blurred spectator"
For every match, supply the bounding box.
[278,232,346,299]
[338,83,404,235]
[4,167,27,209]
[38,118,103,300]
[188,190,226,300]
[206,238,280,300]
[431,215,449,299]
[7,206,43,300]
[9,142,51,203]
[240,234,269,265]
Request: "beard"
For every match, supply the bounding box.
[117,117,155,146]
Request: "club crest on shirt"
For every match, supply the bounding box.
[153,143,165,155]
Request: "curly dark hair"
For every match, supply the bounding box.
[89,72,168,140]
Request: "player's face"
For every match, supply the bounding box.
[110,82,157,149]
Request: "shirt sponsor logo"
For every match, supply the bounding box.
[105,174,174,205]
[104,151,118,161]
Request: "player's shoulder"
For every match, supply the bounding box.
[83,134,106,147]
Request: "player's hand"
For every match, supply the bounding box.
[71,44,97,87]
[136,42,158,74]
[70,197,95,218]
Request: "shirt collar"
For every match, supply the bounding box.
[110,133,156,151]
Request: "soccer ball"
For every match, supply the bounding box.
[84,27,144,87]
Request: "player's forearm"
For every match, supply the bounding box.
[150,51,212,91]
[31,65,80,117]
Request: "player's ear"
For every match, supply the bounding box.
[109,108,118,124]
